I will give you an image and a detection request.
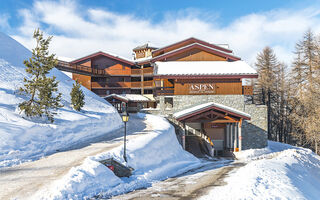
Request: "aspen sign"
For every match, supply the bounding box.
[189,83,216,94]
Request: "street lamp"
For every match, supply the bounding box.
[121,111,129,162]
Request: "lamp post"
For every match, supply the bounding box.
[121,111,129,162]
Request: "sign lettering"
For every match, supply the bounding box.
[189,83,216,94]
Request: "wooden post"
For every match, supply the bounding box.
[233,123,237,152]
[239,119,242,151]
[183,121,186,150]
[141,65,144,95]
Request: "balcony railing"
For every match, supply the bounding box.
[91,82,131,88]
[105,69,131,76]
[131,69,141,76]
[56,60,106,76]
[131,68,154,76]
[91,80,154,89]
[143,80,154,87]
[143,67,153,74]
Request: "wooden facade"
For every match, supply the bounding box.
[57,38,255,99]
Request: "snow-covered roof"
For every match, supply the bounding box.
[104,94,154,102]
[173,102,251,120]
[154,61,257,76]
[133,43,158,51]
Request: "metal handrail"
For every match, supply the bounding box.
[167,117,213,146]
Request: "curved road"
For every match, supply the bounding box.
[0,115,151,200]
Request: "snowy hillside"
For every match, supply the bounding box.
[33,114,201,199]
[0,32,122,168]
[200,141,320,200]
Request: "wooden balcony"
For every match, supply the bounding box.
[56,60,106,77]
[155,88,174,96]
[242,86,253,95]
[131,68,154,77]
[131,69,141,76]
[143,67,153,76]
[91,80,154,89]
[91,82,131,88]
[143,80,154,88]
[105,69,131,76]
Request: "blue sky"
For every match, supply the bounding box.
[1,0,320,64]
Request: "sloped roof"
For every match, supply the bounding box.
[133,43,158,51]
[104,94,154,102]
[151,42,240,62]
[70,51,135,66]
[152,37,233,54]
[154,61,257,77]
[173,102,251,121]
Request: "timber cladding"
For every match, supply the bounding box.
[72,74,91,90]
[174,80,242,95]
[166,49,226,61]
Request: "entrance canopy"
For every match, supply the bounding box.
[173,102,251,123]
[104,94,153,103]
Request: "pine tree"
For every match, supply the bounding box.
[70,80,85,111]
[19,29,63,123]
[289,29,320,154]
[254,46,279,140]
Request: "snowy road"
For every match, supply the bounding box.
[0,115,151,200]
[112,159,240,200]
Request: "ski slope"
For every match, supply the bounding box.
[0,32,122,168]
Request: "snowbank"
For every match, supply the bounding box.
[34,114,201,199]
[0,32,122,167]
[199,141,320,200]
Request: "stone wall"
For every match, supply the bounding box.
[155,95,268,150]
[241,104,268,150]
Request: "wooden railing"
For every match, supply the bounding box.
[105,69,131,76]
[143,80,154,87]
[167,117,214,147]
[91,81,131,88]
[131,69,141,76]
[155,87,174,95]
[56,60,106,76]
[131,68,154,76]
[131,82,141,88]
[143,67,153,74]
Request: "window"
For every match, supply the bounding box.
[164,97,173,108]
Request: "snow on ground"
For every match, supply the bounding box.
[199,141,320,200]
[0,32,122,168]
[33,114,201,199]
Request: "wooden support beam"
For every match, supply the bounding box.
[239,119,242,151]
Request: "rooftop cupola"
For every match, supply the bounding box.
[133,42,157,60]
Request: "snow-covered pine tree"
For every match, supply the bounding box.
[70,80,85,111]
[19,29,63,123]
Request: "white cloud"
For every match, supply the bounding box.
[9,0,320,65]
[0,14,10,30]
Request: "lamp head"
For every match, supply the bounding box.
[121,111,129,122]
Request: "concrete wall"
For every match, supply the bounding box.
[154,95,268,150]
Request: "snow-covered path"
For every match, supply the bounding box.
[0,115,151,200]
[112,159,237,199]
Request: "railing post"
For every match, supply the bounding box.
[183,121,186,150]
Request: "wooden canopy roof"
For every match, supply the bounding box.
[174,102,251,123]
